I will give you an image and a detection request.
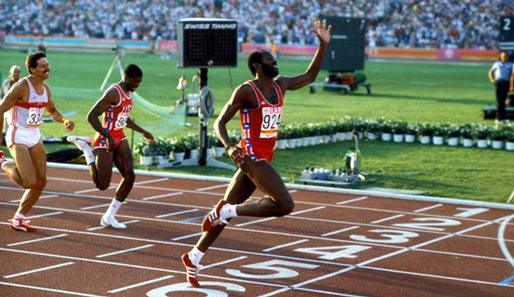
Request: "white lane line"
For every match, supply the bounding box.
[134,178,168,185]
[236,217,277,227]
[155,209,199,218]
[262,239,309,252]
[108,275,174,293]
[80,203,110,210]
[414,204,443,213]
[238,207,326,227]
[0,281,107,297]
[371,214,404,224]
[322,226,360,237]
[172,232,203,241]
[96,244,154,258]
[202,256,248,270]
[39,194,59,199]
[497,213,514,269]
[7,234,68,247]
[291,206,326,215]
[143,192,183,201]
[289,190,298,193]
[26,212,63,219]
[75,186,116,194]
[336,196,368,205]
[3,262,74,279]
[87,220,139,231]
[196,183,229,191]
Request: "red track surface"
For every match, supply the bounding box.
[1,167,513,297]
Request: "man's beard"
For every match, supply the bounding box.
[262,63,279,78]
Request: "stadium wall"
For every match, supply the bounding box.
[2,35,499,62]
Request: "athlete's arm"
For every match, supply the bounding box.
[277,19,331,91]
[87,88,119,151]
[45,86,74,131]
[0,81,26,146]
[214,84,253,166]
[488,65,496,84]
[126,118,153,142]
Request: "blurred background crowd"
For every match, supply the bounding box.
[0,0,513,49]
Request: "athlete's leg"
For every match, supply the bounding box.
[93,148,113,190]
[100,140,133,229]
[16,142,47,215]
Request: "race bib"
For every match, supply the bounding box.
[260,106,282,138]
[26,107,44,127]
[114,111,129,129]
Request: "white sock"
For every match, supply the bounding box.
[220,204,238,220]
[188,247,204,266]
[105,199,122,217]
[14,212,26,219]
[82,146,95,165]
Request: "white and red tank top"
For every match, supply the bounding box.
[7,77,48,129]
[238,80,284,162]
[102,84,132,133]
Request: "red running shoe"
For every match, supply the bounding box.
[181,253,201,287]
[0,151,7,167]
[9,218,37,232]
[201,200,229,232]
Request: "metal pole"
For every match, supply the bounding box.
[198,68,208,166]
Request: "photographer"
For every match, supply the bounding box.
[488,51,514,122]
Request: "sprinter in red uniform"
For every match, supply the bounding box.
[68,64,153,229]
[181,19,331,287]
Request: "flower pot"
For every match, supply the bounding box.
[157,155,169,166]
[345,132,353,140]
[308,136,316,146]
[331,134,338,142]
[477,139,488,148]
[405,134,416,143]
[393,134,404,143]
[506,141,514,151]
[447,137,459,146]
[314,136,322,144]
[287,139,297,149]
[172,152,185,162]
[189,149,199,160]
[302,137,310,146]
[296,138,303,147]
[358,132,363,139]
[322,135,330,143]
[276,139,287,150]
[337,132,346,141]
[491,140,503,150]
[215,146,225,157]
[420,135,431,144]
[139,155,152,166]
[206,148,214,158]
[367,132,377,140]
[462,138,473,147]
[381,133,392,142]
[433,136,444,146]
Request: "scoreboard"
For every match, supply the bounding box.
[177,18,238,68]
[321,16,366,72]
[499,16,514,58]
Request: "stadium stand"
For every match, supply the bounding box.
[0,0,513,49]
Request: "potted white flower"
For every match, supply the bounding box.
[392,120,408,143]
[134,139,153,166]
[446,125,460,146]
[490,129,505,150]
[405,124,418,143]
[506,131,514,151]
[380,121,393,142]
[418,123,434,144]
[276,127,289,150]
[432,125,447,146]
[367,121,381,140]
[475,125,490,149]
[460,124,475,147]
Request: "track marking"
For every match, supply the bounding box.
[0,281,107,297]
[262,239,309,252]
[236,206,326,227]
[236,217,276,227]
[6,234,68,247]
[178,215,204,223]
[3,262,74,279]
[202,256,248,270]
[26,211,63,219]
[322,226,360,237]
[80,203,110,210]
[134,177,169,185]
[172,232,203,241]
[414,204,442,213]
[500,275,514,285]
[371,214,404,224]
[196,183,229,191]
[143,191,183,201]
[107,275,174,293]
[155,209,199,218]
[39,194,59,199]
[336,196,368,205]
[497,213,514,269]
[75,186,116,194]
[87,220,139,231]
[96,244,154,258]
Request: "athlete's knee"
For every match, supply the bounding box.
[21,179,38,189]
[96,180,110,191]
[123,171,135,184]
[36,177,47,189]
[276,196,294,216]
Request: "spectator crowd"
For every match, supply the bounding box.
[0,0,512,49]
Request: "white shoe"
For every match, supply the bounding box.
[100,215,127,229]
[66,136,91,151]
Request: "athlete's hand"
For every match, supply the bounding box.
[312,18,331,45]
[63,119,75,131]
[226,144,245,166]
[106,135,116,153]
[143,131,154,143]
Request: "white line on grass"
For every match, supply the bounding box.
[262,239,309,252]
[107,275,174,293]
[96,244,154,258]
[3,262,74,279]
[0,281,108,297]
[7,234,68,247]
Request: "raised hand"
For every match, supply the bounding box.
[311,19,332,45]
